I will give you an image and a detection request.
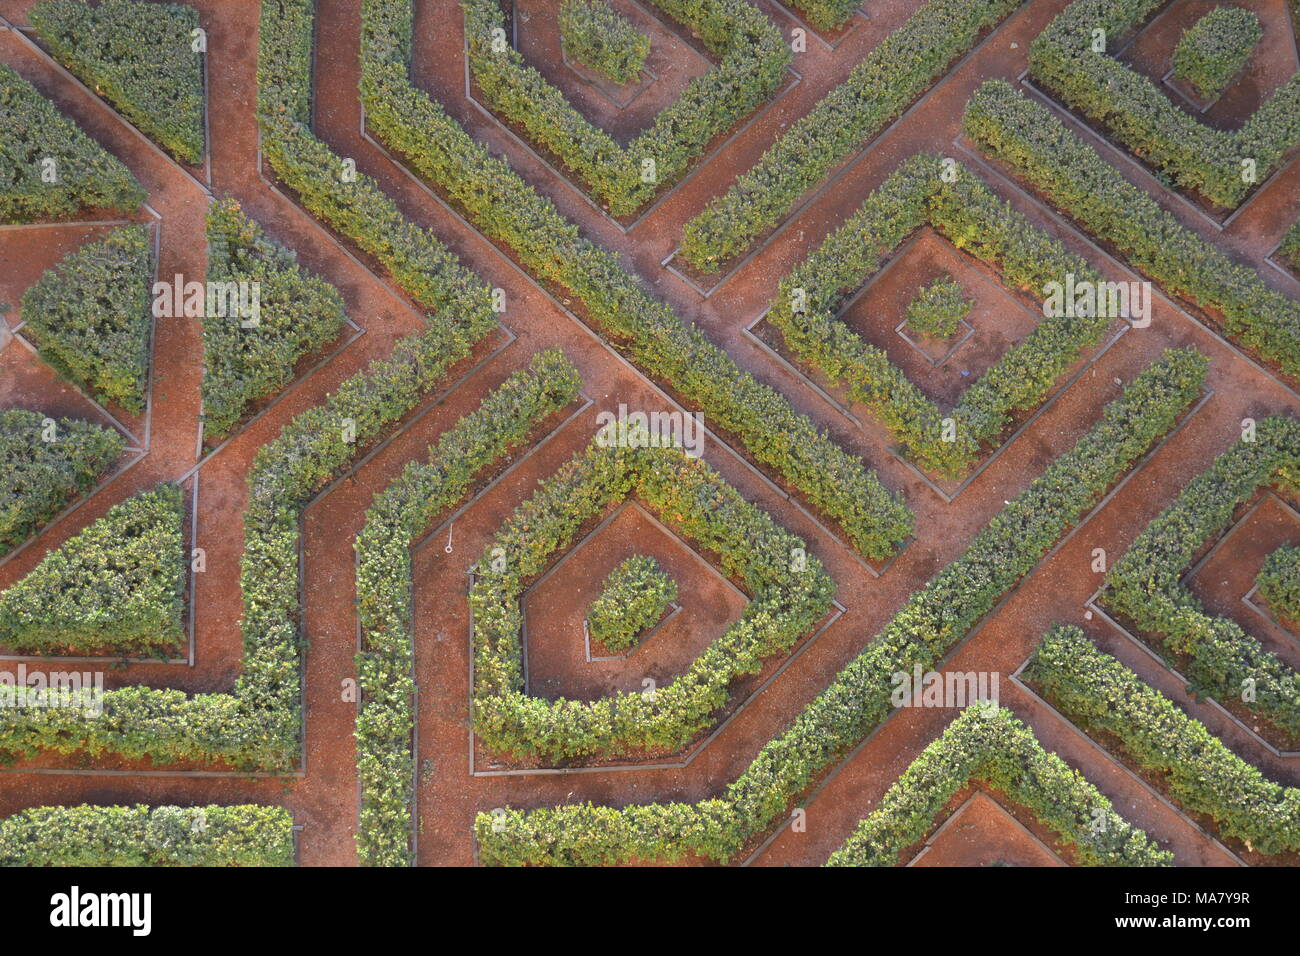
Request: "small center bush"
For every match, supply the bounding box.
[559,0,650,85]
[905,275,972,339]
[587,554,677,651]
[1258,544,1300,623]
[1172,6,1262,101]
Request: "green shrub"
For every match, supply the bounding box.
[587,555,677,651]
[825,706,1172,866]
[355,350,582,866]
[464,0,789,217]
[1258,545,1300,622]
[1172,7,1261,101]
[0,804,295,866]
[559,0,649,84]
[361,0,915,561]
[1027,626,1300,855]
[19,224,152,413]
[1029,0,1300,209]
[31,0,205,164]
[787,0,862,31]
[0,410,124,556]
[202,199,347,440]
[0,483,185,656]
[0,64,145,223]
[474,350,1206,865]
[1281,218,1300,275]
[905,275,971,340]
[678,0,1022,272]
[964,80,1300,379]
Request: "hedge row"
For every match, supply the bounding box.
[19,224,153,414]
[769,154,1110,478]
[202,198,347,441]
[0,804,294,866]
[788,0,862,32]
[1030,0,1300,209]
[964,80,1300,379]
[1027,626,1300,855]
[464,0,789,217]
[677,0,1022,272]
[1102,415,1300,737]
[0,409,124,557]
[471,434,835,763]
[354,351,582,867]
[1259,545,1300,624]
[0,64,145,223]
[30,0,205,165]
[473,349,1207,865]
[588,555,677,651]
[558,0,649,85]
[824,705,1172,866]
[0,483,185,656]
[1172,6,1260,102]
[361,0,914,561]
[1281,218,1300,275]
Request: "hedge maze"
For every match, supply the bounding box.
[3,0,1300,870]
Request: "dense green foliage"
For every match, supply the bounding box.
[587,555,677,651]
[1030,0,1300,208]
[1172,6,1261,101]
[678,0,1022,272]
[559,0,649,84]
[788,0,861,31]
[825,706,1172,866]
[1281,218,1300,275]
[0,410,123,557]
[1103,415,1300,737]
[905,276,971,340]
[0,483,185,656]
[1258,544,1300,623]
[202,199,347,440]
[30,0,205,164]
[1028,626,1300,855]
[474,350,1206,864]
[354,351,581,867]
[0,804,295,866]
[464,0,789,216]
[965,80,1300,379]
[19,224,153,413]
[0,64,145,222]
[364,0,914,560]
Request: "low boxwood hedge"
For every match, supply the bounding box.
[361,0,915,561]
[1281,218,1300,276]
[905,276,971,340]
[1027,625,1300,855]
[825,705,1172,866]
[964,80,1300,379]
[0,64,145,223]
[0,804,295,866]
[202,198,347,441]
[788,0,862,32]
[588,555,677,651]
[19,224,153,413]
[1258,545,1300,623]
[0,409,124,557]
[678,0,1023,273]
[1172,6,1261,101]
[0,483,185,656]
[30,0,205,165]
[559,0,649,85]
[473,349,1206,865]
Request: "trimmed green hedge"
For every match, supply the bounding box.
[1102,415,1300,737]
[30,0,205,165]
[473,349,1206,865]
[964,80,1300,379]
[905,275,970,340]
[19,224,153,413]
[1027,626,1300,855]
[1259,544,1300,623]
[465,0,789,217]
[0,483,185,656]
[824,705,1172,866]
[0,409,124,557]
[0,64,145,223]
[769,153,1111,478]
[678,0,1022,272]
[788,0,861,32]
[559,0,649,85]
[202,198,347,440]
[1281,218,1300,275]
[355,350,582,867]
[0,804,295,866]
[1172,7,1261,101]
[361,0,914,561]
[588,555,677,651]
[1030,0,1300,209]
